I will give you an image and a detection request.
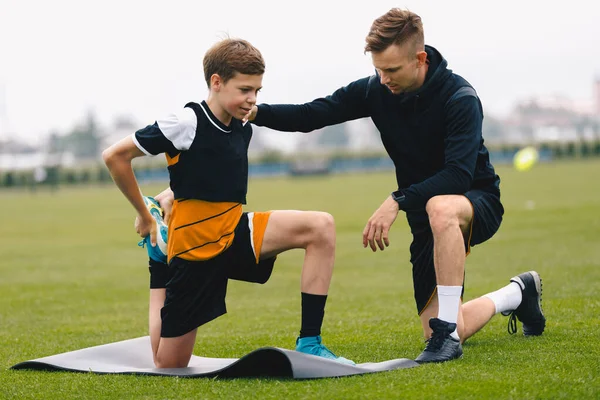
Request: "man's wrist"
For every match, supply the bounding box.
[391,190,405,210]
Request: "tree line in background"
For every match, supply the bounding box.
[2,104,600,189]
[2,140,600,190]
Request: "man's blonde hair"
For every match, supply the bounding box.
[364,9,424,54]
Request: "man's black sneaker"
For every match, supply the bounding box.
[415,318,463,364]
[502,271,546,336]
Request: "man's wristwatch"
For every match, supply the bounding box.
[391,190,405,209]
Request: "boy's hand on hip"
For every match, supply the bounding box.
[155,188,174,225]
[135,213,157,246]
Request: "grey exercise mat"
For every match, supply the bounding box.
[11,336,419,379]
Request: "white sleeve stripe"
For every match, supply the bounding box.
[157,108,197,151]
[131,133,152,156]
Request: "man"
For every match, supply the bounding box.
[244,8,546,363]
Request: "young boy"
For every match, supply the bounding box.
[102,38,353,368]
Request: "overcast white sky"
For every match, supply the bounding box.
[1,0,599,143]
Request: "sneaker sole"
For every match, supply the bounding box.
[415,352,463,364]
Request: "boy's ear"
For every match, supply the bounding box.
[210,73,222,91]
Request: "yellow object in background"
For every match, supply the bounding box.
[513,146,539,171]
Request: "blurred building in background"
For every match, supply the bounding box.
[499,78,600,145]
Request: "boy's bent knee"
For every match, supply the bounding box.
[154,354,190,369]
[153,333,196,369]
[314,212,335,231]
[309,212,336,242]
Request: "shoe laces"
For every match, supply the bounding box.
[423,329,447,352]
[507,311,517,335]
[315,343,338,359]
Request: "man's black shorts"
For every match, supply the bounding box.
[407,189,504,314]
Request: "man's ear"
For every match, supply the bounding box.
[416,51,427,67]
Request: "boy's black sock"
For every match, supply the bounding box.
[299,292,327,338]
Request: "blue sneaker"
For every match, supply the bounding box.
[138,196,168,263]
[295,336,355,365]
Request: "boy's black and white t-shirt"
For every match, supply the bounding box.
[132,101,252,262]
[133,106,197,157]
[132,100,252,204]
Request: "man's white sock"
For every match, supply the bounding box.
[484,282,523,314]
[437,285,462,340]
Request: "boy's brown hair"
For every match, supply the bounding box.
[364,9,424,54]
[203,38,265,87]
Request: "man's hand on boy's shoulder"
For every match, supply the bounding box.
[242,105,258,123]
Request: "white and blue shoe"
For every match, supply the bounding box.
[138,196,168,263]
[295,336,355,365]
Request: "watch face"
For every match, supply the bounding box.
[392,191,405,209]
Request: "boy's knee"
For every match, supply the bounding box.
[315,211,335,231]
[310,212,335,242]
[154,354,189,369]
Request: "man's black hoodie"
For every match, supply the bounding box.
[254,45,500,224]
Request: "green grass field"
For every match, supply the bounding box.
[1,160,599,399]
